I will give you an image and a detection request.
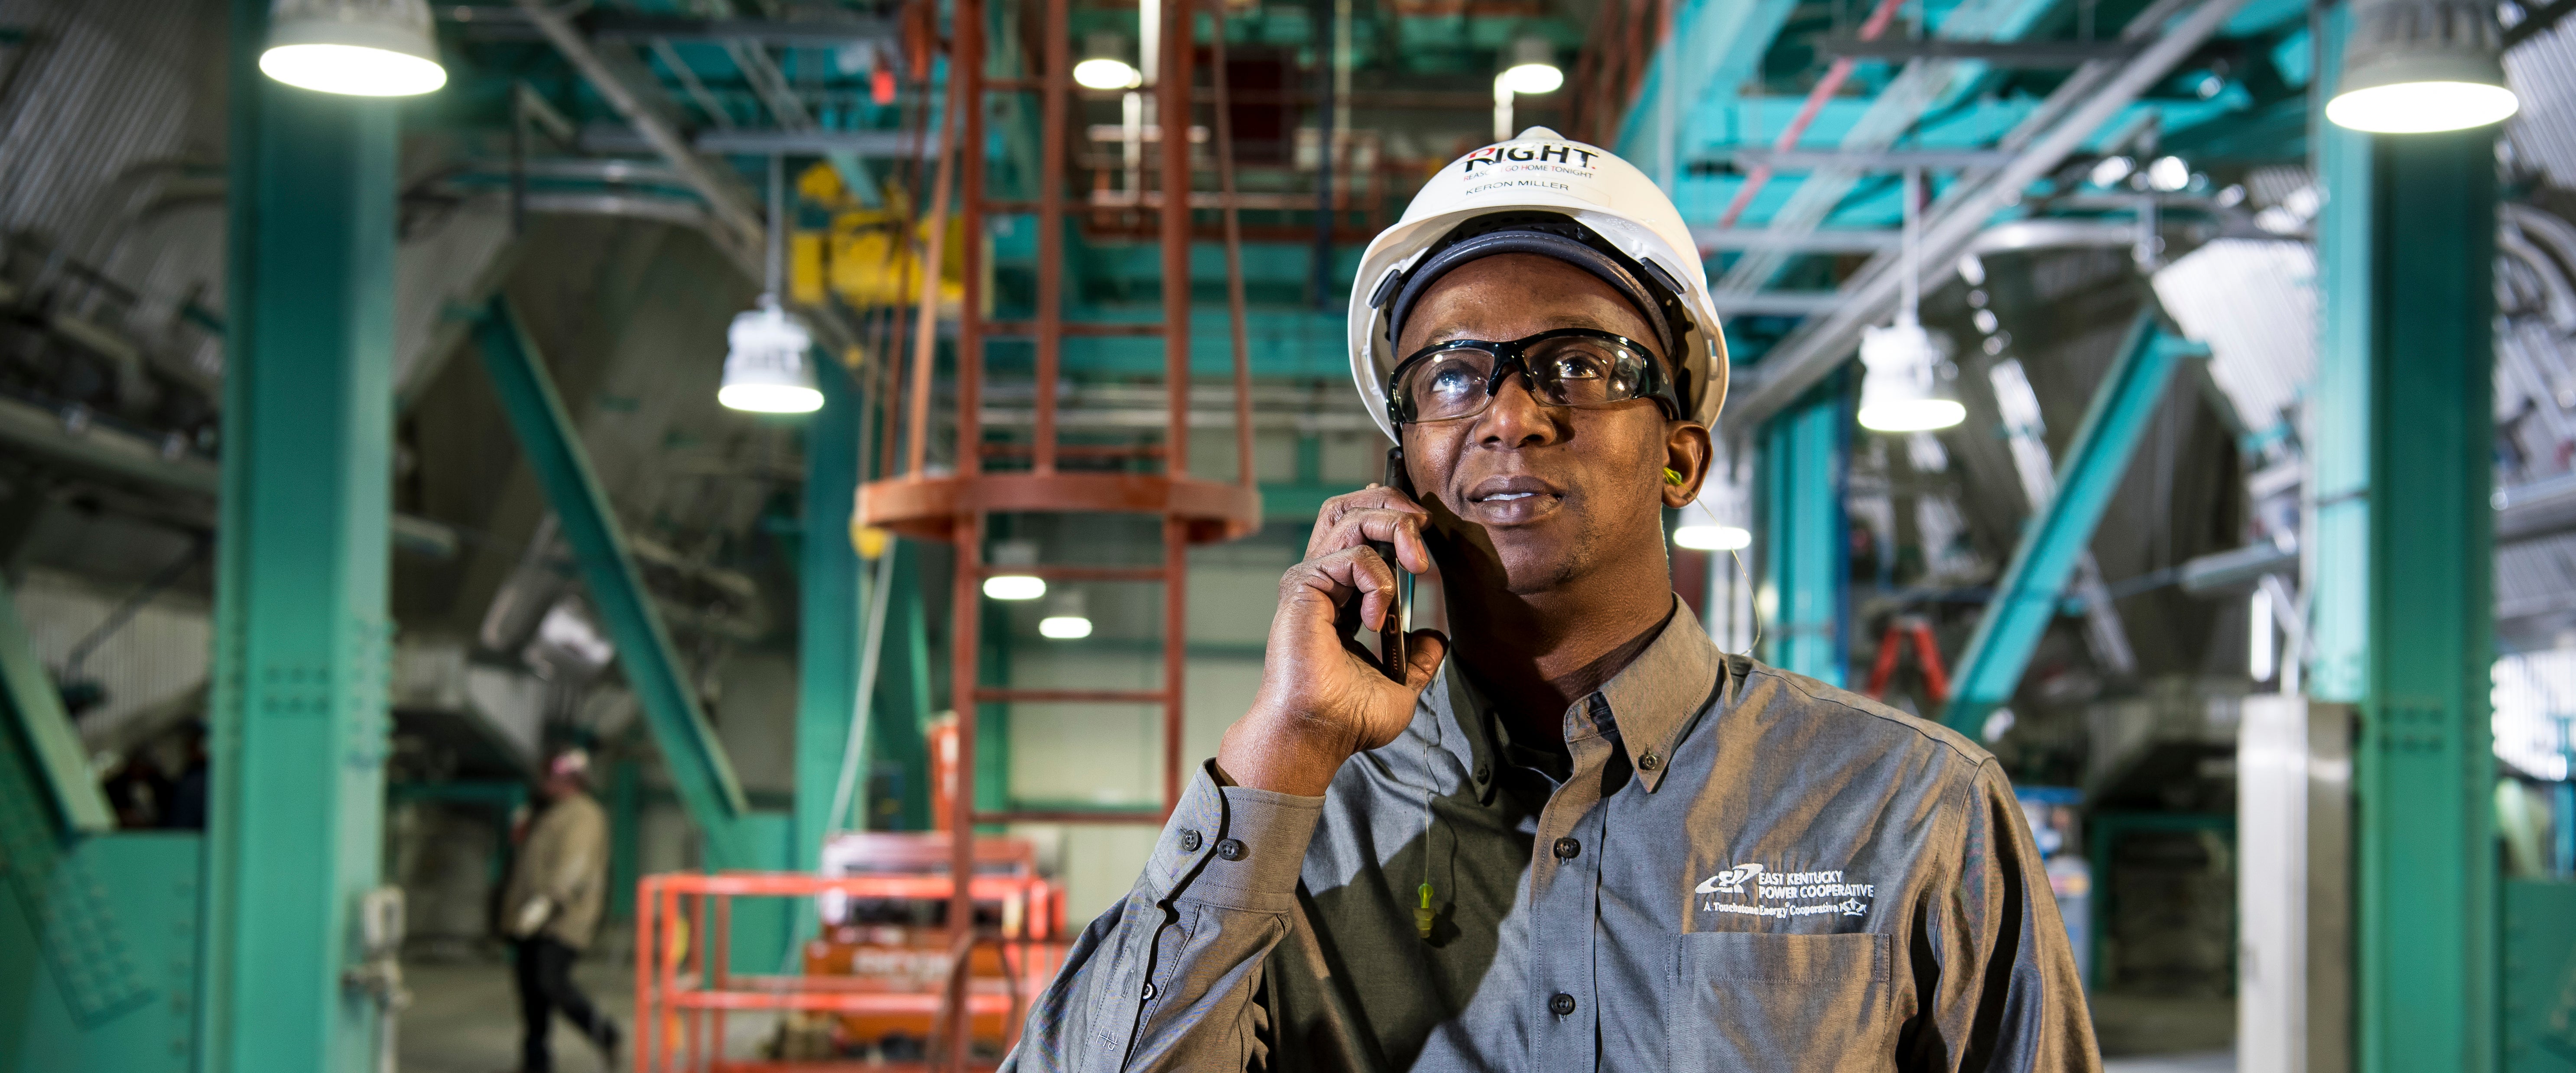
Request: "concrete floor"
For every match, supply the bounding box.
[399,955,779,1073]
[2104,1054,2235,1073]
[2090,994,2237,1058]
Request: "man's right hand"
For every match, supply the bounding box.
[1217,485,1449,797]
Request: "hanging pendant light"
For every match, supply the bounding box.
[1857,323,1965,431]
[260,0,448,97]
[1039,590,1093,640]
[2325,0,2518,133]
[983,540,1047,601]
[718,300,823,413]
[720,155,824,414]
[1858,167,1965,433]
[1074,32,1144,90]
[1499,36,1564,94]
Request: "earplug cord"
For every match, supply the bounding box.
[1671,467,1762,658]
[1417,704,1441,940]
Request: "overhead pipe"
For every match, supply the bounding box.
[510,0,765,258]
[1728,0,2258,428]
[1712,0,1909,229]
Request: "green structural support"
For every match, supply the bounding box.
[798,357,861,870]
[0,576,198,1073]
[874,543,935,831]
[0,576,112,834]
[202,5,400,1067]
[2501,879,2576,1072]
[1761,376,1848,685]
[2313,55,2501,1072]
[471,298,760,869]
[1942,316,2200,736]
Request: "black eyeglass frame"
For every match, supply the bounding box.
[1384,328,1688,428]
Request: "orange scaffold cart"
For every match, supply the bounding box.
[632,837,1069,1072]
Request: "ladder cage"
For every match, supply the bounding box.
[850,0,1263,1067]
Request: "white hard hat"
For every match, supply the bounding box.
[1348,127,1729,443]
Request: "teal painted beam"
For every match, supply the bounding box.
[797,357,861,871]
[204,4,400,1065]
[1761,376,1848,684]
[471,298,757,867]
[1941,316,2198,735]
[2501,880,2576,1072]
[1262,482,1366,522]
[1612,0,1800,171]
[873,545,934,831]
[0,830,201,1073]
[2315,68,2501,1073]
[0,576,113,833]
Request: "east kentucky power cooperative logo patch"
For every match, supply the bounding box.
[1693,865,1875,921]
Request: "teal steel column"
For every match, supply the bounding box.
[875,544,934,830]
[471,298,757,868]
[2314,30,2501,1069]
[203,2,399,1065]
[1942,316,2199,735]
[797,357,860,869]
[1761,376,1848,684]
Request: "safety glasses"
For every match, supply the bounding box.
[1386,328,1683,426]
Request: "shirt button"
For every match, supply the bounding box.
[1474,763,1491,783]
[1215,838,1247,861]
[1549,992,1576,1016]
[1638,750,1662,772]
[1552,837,1581,859]
[1142,982,1159,999]
[1179,830,1202,852]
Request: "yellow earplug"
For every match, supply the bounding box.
[1416,882,1436,940]
[1662,467,1686,487]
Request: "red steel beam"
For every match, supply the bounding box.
[1035,0,1068,475]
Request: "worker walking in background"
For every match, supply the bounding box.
[503,748,622,1071]
[1005,129,2096,1071]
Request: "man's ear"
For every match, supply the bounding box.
[1661,421,1714,509]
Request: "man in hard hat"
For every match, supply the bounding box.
[502,748,621,1071]
[1006,130,2095,1071]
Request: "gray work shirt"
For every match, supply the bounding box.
[1007,605,2098,1071]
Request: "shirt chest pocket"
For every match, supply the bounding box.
[1667,932,1897,1073]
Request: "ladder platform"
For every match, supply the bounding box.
[860,473,1259,543]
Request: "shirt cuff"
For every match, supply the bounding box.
[1143,760,1324,913]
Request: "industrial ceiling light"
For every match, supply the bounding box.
[718,300,823,413]
[984,541,1046,601]
[260,0,448,97]
[1858,168,1966,433]
[1491,36,1563,140]
[1673,521,1753,551]
[1074,32,1143,90]
[2325,0,2518,133]
[2146,155,2192,191]
[1038,591,1093,640]
[1499,36,1565,94]
[721,156,824,414]
[1858,323,1966,431]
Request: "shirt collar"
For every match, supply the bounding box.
[1425,595,1727,795]
[1593,596,1726,792]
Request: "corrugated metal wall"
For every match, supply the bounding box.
[0,0,228,253]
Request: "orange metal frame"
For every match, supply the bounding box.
[853,0,1258,1068]
[632,871,1068,1073]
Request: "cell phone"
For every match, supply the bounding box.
[1366,446,1415,683]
